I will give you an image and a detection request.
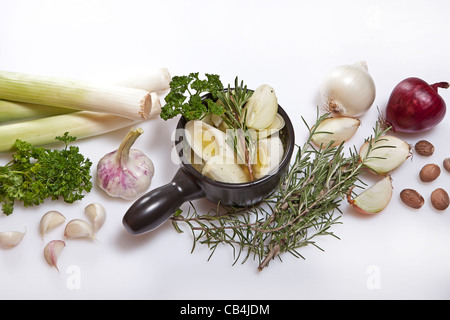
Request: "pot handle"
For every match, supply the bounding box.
[123,168,206,235]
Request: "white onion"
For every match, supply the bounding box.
[320,61,376,117]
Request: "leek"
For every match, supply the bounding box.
[0,100,74,123]
[0,91,161,124]
[0,111,140,152]
[0,70,153,120]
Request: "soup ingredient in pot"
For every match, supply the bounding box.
[44,240,65,271]
[320,61,376,117]
[244,84,278,130]
[0,230,25,249]
[184,120,231,163]
[40,210,66,239]
[0,133,93,216]
[97,127,154,200]
[253,136,284,179]
[383,77,448,133]
[202,155,249,183]
[216,78,256,180]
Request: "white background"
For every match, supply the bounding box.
[1,0,450,300]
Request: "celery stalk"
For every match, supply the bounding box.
[0,71,152,120]
[0,111,140,152]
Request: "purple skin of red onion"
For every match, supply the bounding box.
[385,77,449,133]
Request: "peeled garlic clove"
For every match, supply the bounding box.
[185,120,231,162]
[0,231,25,249]
[44,240,65,272]
[254,136,284,179]
[348,175,393,214]
[64,219,95,239]
[85,203,106,233]
[202,155,249,183]
[39,210,66,239]
[311,116,360,148]
[244,84,278,130]
[257,113,285,139]
[359,135,411,174]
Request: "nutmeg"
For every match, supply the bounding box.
[444,158,450,173]
[430,188,449,211]
[419,163,441,182]
[400,189,424,209]
[414,140,435,156]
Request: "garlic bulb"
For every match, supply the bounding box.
[97,127,154,200]
[0,231,25,249]
[321,61,376,117]
[39,210,66,239]
[359,135,411,174]
[202,155,249,183]
[254,136,284,179]
[44,240,65,271]
[244,84,278,129]
[311,116,360,148]
[348,175,393,214]
[184,120,231,162]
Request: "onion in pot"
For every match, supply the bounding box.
[384,77,449,133]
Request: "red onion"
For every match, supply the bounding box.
[385,77,449,133]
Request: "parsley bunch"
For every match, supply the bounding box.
[0,133,93,215]
[161,72,224,121]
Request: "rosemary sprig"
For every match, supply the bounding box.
[216,77,255,180]
[171,111,390,271]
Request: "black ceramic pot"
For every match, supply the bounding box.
[123,97,295,235]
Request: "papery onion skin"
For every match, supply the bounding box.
[385,77,449,133]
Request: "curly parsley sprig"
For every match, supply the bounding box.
[161,72,224,121]
[0,132,93,215]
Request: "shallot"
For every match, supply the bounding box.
[311,116,360,148]
[347,175,393,214]
[384,77,449,133]
[359,135,411,175]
